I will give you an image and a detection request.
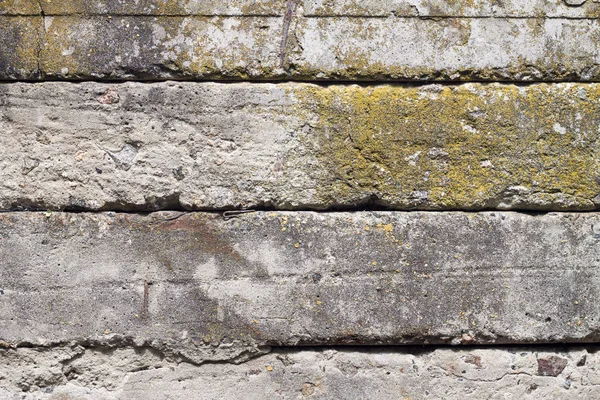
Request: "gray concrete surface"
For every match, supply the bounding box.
[1,11,600,80]
[2,82,600,211]
[1,211,599,353]
[303,0,600,17]
[2,3,599,399]
[0,345,598,399]
[3,0,600,17]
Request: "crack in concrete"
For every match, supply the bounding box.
[3,11,600,19]
[300,14,598,19]
[436,364,534,383]
[34,0,46,79]
[1,339,270,367]
[279,0,300,69]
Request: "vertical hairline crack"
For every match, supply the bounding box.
[279,0,300,69]
[36,0,46,78]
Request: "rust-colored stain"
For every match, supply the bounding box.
[464,354,483,368]
[141,279,149,320]
[157,215,243,262]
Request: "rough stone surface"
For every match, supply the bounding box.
[3,0,600,17]
[38,0,287,16]
[538,355,569,377]
[1,14,600,80]
[292,17,600,81]
[0,17,41,79]
[0,346,598,399]
[0,0,40,15]
[3,3,599,400]
[1,211,600,349]
[39,16,283,80]
[1,82,600,211]
[303,0,600,17]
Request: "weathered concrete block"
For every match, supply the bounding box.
[0,0,39,15]
[1,13,599,80]
[1,211,599,351]
[1,82,599,211]
[4,0,600,17]
[1,0,287,16]
[0,346,597,399]
[39,16,283,80]
[292,17,600,81]
[304,0,600,17]
[39,0,286,16]
[0,17,41,79]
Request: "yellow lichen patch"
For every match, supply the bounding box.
[41,0,185,15]
[290,83,600,210]
[376,223,396,241]
[2,17,42,76]
[40,16,104,77]
[39,15,281,79]
[280,216,288,231]
[308,0,482,17]
[174,16,280,78]
[40,0,87,14]
[237,0,287,16]
[0,0,40,15]
[40,0,284,16]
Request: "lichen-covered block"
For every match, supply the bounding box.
[4,0,600,17]
[1,82,599,211]
[0,0,39,15]
[0,211,599,352]
[0,13,599,80]
[39,0,286,15]
[0,17,42,78]
[291,83,600,211]
[39,16,283,80]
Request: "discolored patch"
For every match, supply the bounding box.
[291,83,600,210]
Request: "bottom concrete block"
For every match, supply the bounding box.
[0,346,598,399]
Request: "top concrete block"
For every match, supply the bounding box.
[1,15,600,81]
[3,0,600,17]
[1,1,600,81]
[0,0,39,15]
[0,0,286,16]
[304,0,600,18]
[40,0,286,16]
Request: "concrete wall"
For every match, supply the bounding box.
[1,1,599,399]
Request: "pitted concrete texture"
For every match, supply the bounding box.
[0,346,598,399]
[2,0,600,17]
[1,13,600,80]
[1,211,600,350]
[0,0,39,15]
[38,0,288,16]
[0,17,42,79]
[303,0,600,17]
[2,82,600,211]
[291,17,600,81]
